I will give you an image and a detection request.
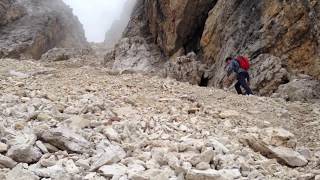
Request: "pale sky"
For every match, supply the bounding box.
[63,0,127,42]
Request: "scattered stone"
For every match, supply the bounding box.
[102,127,121,142]
[315,175,320,180]
[36,127,90,153]
[146,159,160,169]
[63,106,80,114]
[219,169,242,179]
[127,162,145,175]
[35,141,49,154]
[99,164,127,178]
[241,128,307,167]
[90,144,126,171]
[30,164,66,179]
[6,131,43,163]
[9,70,30,79]
[6,164,39,180]
[186,169,222,180]
[75,159,90,170]
[64,115,91,130]
[84,172,107,180]
[151,148,168,166]
[0,142,8,153]
[207,138,229,154]
[0,154,17,168]
[43,143,59,153]
[188,108,200,114]
[39,156,57,167]
[36,113,52,121]
[263,127,297,148]
[315,151,320,158]
[182,162,193,172]
[166,153,182,172]
[200,148,215,163]
[65,159,80,174]
[299,173,316,180]
[270,146,308,167]
[219,110,240,119]
[196,162,210,170]
[297,147,312,161]
[0,57,319,179]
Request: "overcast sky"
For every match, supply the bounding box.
[63,0,127,42]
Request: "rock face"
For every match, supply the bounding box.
[104,37,164,72]
[142,0,217,57]
[0,0,88,59]
[104,0,137,48]
[200,0,320,87]
[163,52,208,86]
[103,0,164,72]
[116,0,320,101]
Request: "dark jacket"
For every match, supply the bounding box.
[226,59,246,77]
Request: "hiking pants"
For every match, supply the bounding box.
[235,72,253,95]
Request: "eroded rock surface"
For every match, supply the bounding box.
[104,37,163,72]
[0,0,88,59]
[201,0,320,79]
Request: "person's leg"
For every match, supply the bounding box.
[239,72,253,95]
[235,81,243,94]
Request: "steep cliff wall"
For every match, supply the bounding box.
[143,0,217,57]
[0,0,88,59]
[117,0,320,101]
[104,0,137,48]
[200,0,320,93]
[105,0,216,72]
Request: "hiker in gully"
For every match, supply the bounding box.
[225,56,253,95]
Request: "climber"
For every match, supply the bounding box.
[224,56,253,95]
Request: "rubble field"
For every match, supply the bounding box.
[0,58,319,180]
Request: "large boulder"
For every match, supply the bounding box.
[0,0,88,59]
[35,126,91,153]
[240,127,308,167]
[273,76,320,102]
[6,131,42,163]
[249,54,289,96]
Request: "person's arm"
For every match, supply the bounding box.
[226,62,234,77]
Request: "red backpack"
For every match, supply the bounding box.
[236,56,250,71]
